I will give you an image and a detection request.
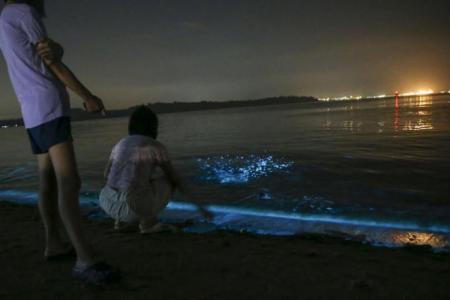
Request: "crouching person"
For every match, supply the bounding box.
[100,106,188,234]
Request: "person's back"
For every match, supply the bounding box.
[107,135,167,191]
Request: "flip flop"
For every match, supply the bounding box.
[45,246,76,262]
[72,262,121,285]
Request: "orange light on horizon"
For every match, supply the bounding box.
[399,89,434,96]
[318,87,449,101]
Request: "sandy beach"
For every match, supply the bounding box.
[0,201,449,299]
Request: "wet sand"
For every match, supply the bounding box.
[1,201,449,299]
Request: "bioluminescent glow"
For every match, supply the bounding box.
[1,189,449,250]
[166,202,450,235]
[197,154,294,184]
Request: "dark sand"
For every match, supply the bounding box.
[1,201,449,300]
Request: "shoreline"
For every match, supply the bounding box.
[2,189,449,252]
[0,96,317,128]
[1,201,449,299]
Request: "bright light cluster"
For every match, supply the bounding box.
[197,154,294,184]
[399,89,434,96]
[318,88,449,101]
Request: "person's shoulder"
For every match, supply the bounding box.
[146,138,166,151]
[1,4,37,21]
[15,3,36,14]
[116,135,152,150]
[114,136,131,148]
[110,136,129,152]
[2,3,29,14]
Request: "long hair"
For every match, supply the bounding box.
[128,106,159,139]
[5,0,46,17]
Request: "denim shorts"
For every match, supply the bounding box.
[26,116,73,154]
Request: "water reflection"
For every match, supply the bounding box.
[342,120,362,131]
[393,102,400,132]
[321,95,437,132]
[393,96,435,132]
[404,96,433,108]
[402,119,434,131]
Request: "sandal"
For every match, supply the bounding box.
[72,262,121,285]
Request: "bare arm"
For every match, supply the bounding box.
[47,61,105,114]
[36,38,64,63]
[48,62,91,99]
[36,40,105,114]
[158,161,213,220]
[159,161,185,193]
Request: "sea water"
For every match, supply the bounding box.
[1,95,449,250]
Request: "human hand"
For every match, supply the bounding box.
[37,38,64,65]
[83,95,106,116]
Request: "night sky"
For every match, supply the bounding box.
[0,0,449,119]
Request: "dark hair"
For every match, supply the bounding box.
[128,106,159,139]
[5,0,46,17]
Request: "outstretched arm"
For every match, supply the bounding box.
[36,39,105,114]
[159,160,213,220]
[47,62,105,114]
[159,161,186,194]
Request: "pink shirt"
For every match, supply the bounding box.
[107,135,169,191]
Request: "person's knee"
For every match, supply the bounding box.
[39,168,57,190]
[59,175,81,193]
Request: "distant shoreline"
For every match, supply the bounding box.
[0,96,317,128]
[1,92,447,128]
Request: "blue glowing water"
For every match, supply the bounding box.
[0,189,448,250]
[1,95,449,249]
[197,154,293,184]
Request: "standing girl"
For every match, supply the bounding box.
[0,0,119,284]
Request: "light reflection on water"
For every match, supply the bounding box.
[397,96,434,131]
[402,119,434,131]
[321,96,436,132]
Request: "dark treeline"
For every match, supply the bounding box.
[0,96,317,127]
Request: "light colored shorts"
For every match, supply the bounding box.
[99,179,172,223]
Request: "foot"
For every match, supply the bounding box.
[114,219,139,233]
[114,219,121,230]
[140,222,179,234]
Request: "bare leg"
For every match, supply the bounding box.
[48,142,95,266]
[37,153,66,256]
